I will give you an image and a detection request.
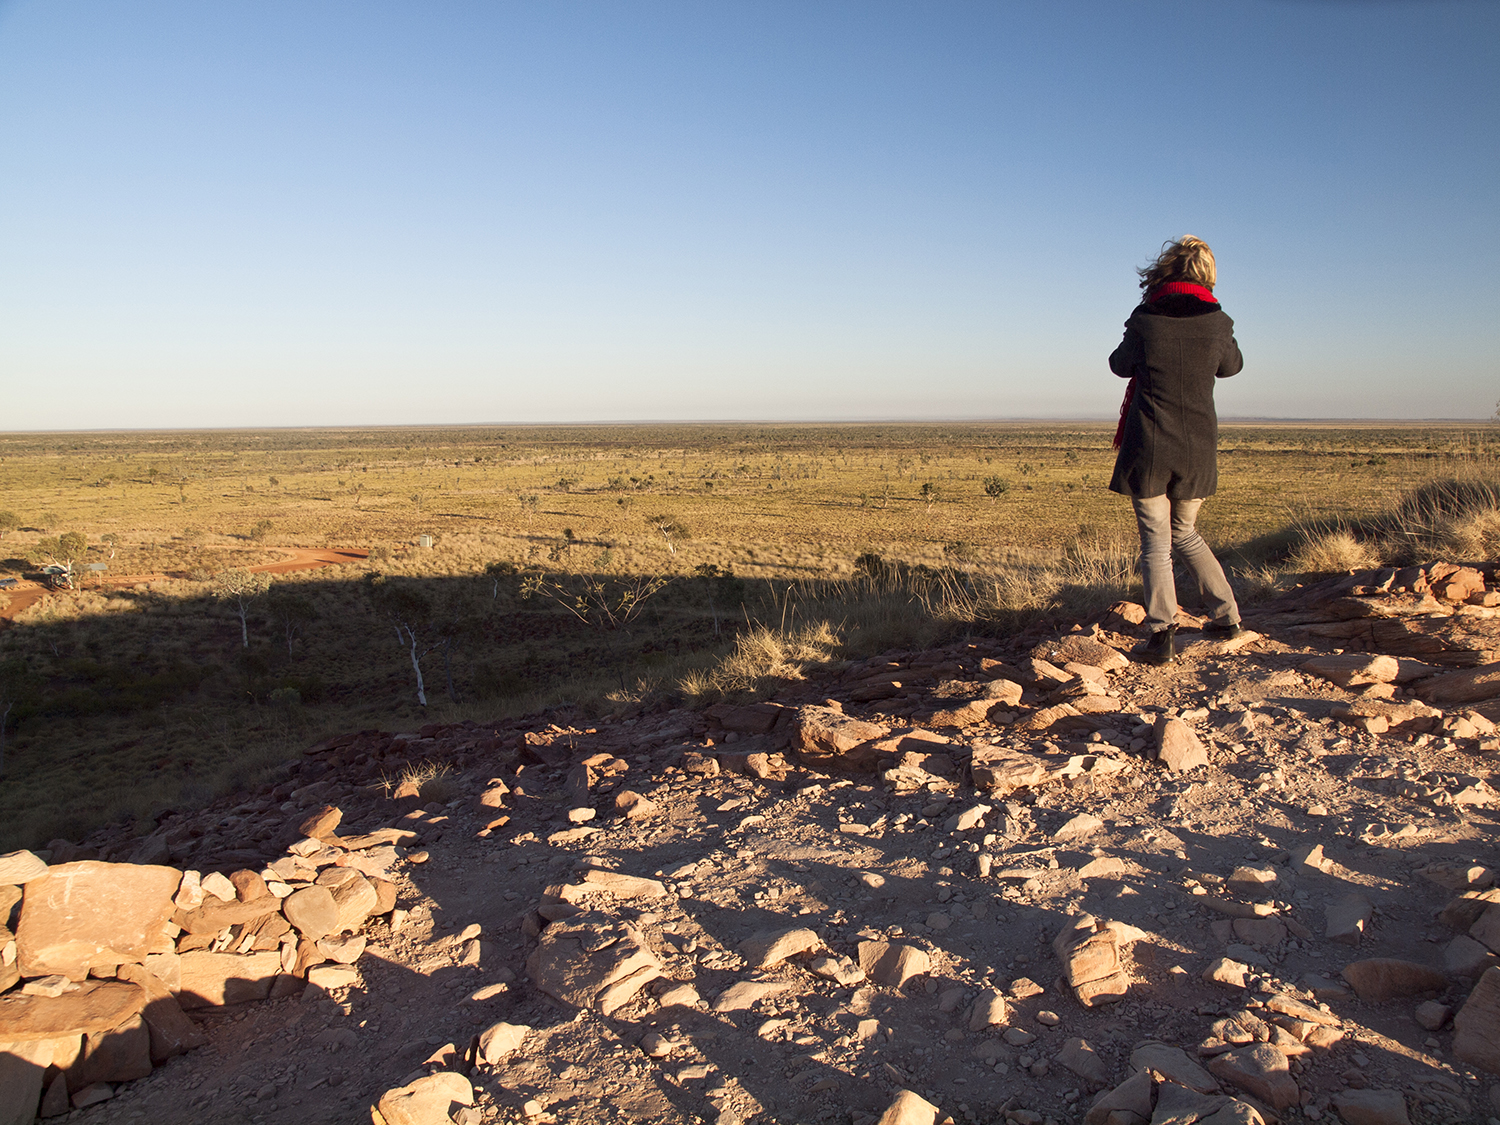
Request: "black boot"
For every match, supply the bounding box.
[1203,617,1244,640]
[1140,624,1176,665]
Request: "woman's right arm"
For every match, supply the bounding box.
[1109,327,1144,378]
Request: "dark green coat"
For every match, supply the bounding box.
[1108,296,1242,499]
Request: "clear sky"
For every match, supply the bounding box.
[0,1,1495,430]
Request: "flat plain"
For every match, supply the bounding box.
[0,420,1495,849]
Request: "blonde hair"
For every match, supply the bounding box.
[1138,235,1216,292]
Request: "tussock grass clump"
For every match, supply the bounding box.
[1287,528,1384,574]
[1386,477,1500,562]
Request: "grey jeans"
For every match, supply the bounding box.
[1131,495,1240,632]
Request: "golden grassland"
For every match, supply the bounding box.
[0,421,1497,850]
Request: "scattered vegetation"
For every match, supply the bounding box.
[0,421,1497,848]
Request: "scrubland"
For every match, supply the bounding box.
[0,421,1497,849]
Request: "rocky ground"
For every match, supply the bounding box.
[3,561,1500,1125]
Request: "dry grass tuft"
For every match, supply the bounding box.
[1287,528,1384,573]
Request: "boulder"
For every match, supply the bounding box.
[1032,635,1129,672]
[1083,1067,1154,1125]
[297,805,343,840]
[1326,894,1373,945]
[282,886,339,941]
[1056,1036,1110,1086]
[330,874,378,933]
[968,988,1008,1031]
[1301,654,1400,688]
[16,862,181,979]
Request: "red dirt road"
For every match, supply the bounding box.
[0,546,370,623]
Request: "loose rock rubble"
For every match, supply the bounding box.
[2,558,1499,1124]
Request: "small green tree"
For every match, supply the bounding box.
[0,511,17,540]
[213,568,273,648]
[249,518,274,542]
[982,475,1011,499]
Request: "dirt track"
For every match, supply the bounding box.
[0,546,370,622]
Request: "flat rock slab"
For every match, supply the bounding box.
[1055,1036,1109,1086]
[739,927,821,969]
[526,912,662,1016]
[1053,814,1104,842]
[579,869,668,898]
[1332,1088,1411,1125]
[788,706,888,772]
[711,980,791,1013]
[17,862,181,979]
[176,951,283,1009]
[1341,958,1447,1001]
[1129,1041,1219,1093]
[0,980,145,1040]
[1207,1044,1300,1109]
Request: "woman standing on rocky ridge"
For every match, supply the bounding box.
[1108,235,1244,665]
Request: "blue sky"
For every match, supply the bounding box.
[0,1,1495,429]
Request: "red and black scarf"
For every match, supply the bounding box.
[1112,282,1218,449]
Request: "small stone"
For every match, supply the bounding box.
[1326,893,1374,945]
[316,934,367,964]
[1003,1027,1035,1046]
[1053,814,1104,842]
[199,871,236,902]
[567,807,596,824]
[298,805,343,840]
[712,980,790,1012]
[20,974,77,997]
[1415,1000,1451,1030]
[1155,717,1210,772]
[306,963,359,990]
[172,870,204,911]
[1036,1010,1060,1026]
[1205,957,1251,989]
[808,954,866,985]
[1055,1036,1109,1086]
[969,988,1008,1030]
[614,790,659,819]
